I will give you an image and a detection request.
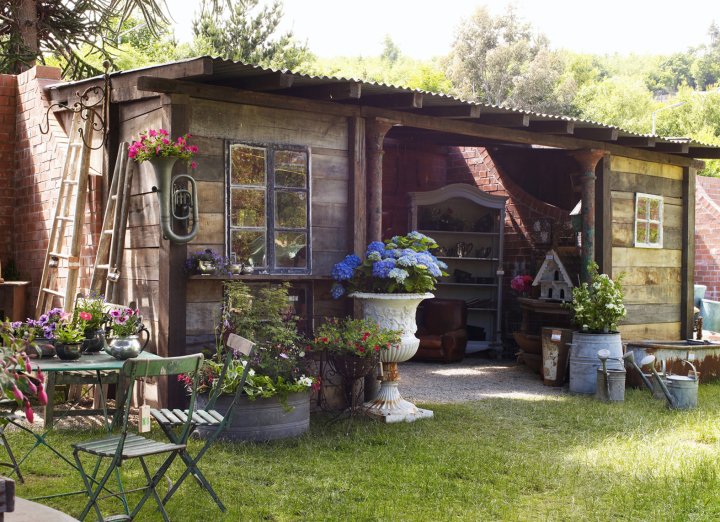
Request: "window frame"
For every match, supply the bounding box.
[633,192,663,249]
[225,141,312,274]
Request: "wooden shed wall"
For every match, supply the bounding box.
[117,98,164,350]
[610,156,685,340]
[185,98,350,347]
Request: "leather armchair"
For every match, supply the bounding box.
[412,299,468,363]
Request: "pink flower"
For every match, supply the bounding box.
[24,402,34,423]
[191,161,197,169]
[79,311,92,321]
[12,385,23,402]
[36,369,44,383]
[148,129,157,137]
[26,380,37,394]
[37,386,48,405]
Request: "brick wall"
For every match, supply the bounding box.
[695,176,720,300]
[0,74,16,268]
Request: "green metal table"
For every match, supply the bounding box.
[32,351,162,430]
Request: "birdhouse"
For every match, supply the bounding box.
[532,249,574,302]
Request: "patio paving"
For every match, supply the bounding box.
[400,355,567,404]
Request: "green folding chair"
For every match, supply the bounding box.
[151,334,255,512]
[72,354,203,522]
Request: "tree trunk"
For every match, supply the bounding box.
[18,0,39,70]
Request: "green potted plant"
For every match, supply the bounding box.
[105,307,149,360]
[311,317,400,410]
[180,281,316,441]
[74,294,109,353]
[330,231,447,421]
[0,322,48,422]
[52,315,86,360]
[566,262,626,394]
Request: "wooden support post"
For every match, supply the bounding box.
[366,119,393,242]
[350,117,367,256]
[570,149,606,282]
[681,164,697,338]
[159,93,190,408]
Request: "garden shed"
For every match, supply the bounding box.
[5,57,720,403]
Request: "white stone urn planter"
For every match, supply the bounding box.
[351,292,434,423]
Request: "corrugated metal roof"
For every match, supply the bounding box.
[47,56,720,156]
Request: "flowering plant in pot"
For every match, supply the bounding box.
[106,307,148,360]
[74,293,109,353]
[179,281,316,440]
[0,322,48,423]
[565,262,627,395]
[128,128,198,169]
[185,249,226,276]
[510,274,533,296]
[330,231,448,299]
[52,314,87,360]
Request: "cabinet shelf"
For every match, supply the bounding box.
[437,282,497,287]
[437,256,499,262]
[468,307,496,312]
[420,229,499,237]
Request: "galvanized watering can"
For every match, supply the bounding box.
[639,355,698,410]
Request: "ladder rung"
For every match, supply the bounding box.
[48,253,80,263]
[41,288,64,297]
[88,172,103,177]
[57,216,74,222]
[95,264,110,270]
[103,230,114,235]
[62,179,78,185]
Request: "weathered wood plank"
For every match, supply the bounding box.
[614,267,681,286]
[313,147,348,158]
[682,166,696,339]
[192,212,224,245]
[311,179,348,205]
[609,171,683,198]
[622,283,681,304]
[612,247,682,268]
[186,301,222,336]
[127,193,159,227]
[312,154,349,181]
[610,191,683,206]
[120,248,160,281]
[618,322,682,341]
[186,279,224,303]
[312,227,349,251]
[611,156,684,180]
[597,156,612,273]
[313,251,346,275]
[118,99,162,124]
[196,181,224,213]
[189,99,348,151]
[311,204,349,227]
[192,154,224,182]
[125,224,161,249]
[623,304,681,324]
[125,279,160,321]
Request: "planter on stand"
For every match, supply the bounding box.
[351,292,434,423]
[195,391,310,441]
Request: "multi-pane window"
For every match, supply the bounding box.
[634,193,663,248]
[227,143,310,273]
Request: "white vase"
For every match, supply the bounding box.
[351,292,434,423]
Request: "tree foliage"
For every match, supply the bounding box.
[0,0,173,77]
[191,0,312,71]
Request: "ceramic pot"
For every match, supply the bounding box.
[105,328,150,360]
[82,328,107,353]
[29,337,56,358]
[56,342,82,360]
[197,260,216,275]
[351,292,434,422]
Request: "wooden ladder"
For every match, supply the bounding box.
[35,112,96,316]
[89,144,133,303]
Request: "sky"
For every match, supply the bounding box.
[170,0,720,59]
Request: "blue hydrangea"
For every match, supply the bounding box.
[407,231,429,241]
[372,259,396,278]
[436,258,448,270]
[397,254,418,267]
[366,241,385,257]
[415,253,434,266]
[331,283,345,299]
[427,263,442,277]
[331,259,355,281]
[388,268,409,283]
[344,254,362,268]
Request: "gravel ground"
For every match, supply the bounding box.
[399,354,567,404]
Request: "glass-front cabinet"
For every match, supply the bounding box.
[409,184,507,354]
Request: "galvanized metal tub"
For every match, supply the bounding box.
[666,375,698,410]
[625,340,720,385]
[569,332,623,394]
[195,391,310,441]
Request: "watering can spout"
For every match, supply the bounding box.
[640,355,677,408]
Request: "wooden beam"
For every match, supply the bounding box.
[350,117,366,255]
[414,105,482,119]
[573,128,619,141]
[528,120,575,134]
[655,142,690,154]
[477,113,530,127]
[360,92,423,109]
[280,82,361,100]
[681,165,696,338]
[688,147,720,159]
[136,76,698,166]
[617,136,656,148]
[232,72,295,91]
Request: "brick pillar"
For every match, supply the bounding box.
[0,74,17,269]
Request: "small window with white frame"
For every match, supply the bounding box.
[634,193,663,248]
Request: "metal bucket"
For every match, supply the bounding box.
[541,327,573,387]
[569,332,624,394]
[666,375,698,410]
[595,368,626,402]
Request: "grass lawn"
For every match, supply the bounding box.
[6,382,720,521]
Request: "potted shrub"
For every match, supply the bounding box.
[74,294,109,353]
[311,317,400,411]
[330,231,447,421]
[0,322,48,423]
[53,314,87,360]
[566,262,626,394]
[181,281,316,441]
